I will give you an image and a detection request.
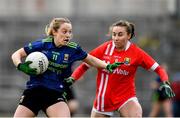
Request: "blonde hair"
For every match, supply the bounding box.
[45,18,71,36]
[108,20,135,39]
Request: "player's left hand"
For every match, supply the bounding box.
[17,61,37,75]
[159,81,175,98]
[63,77,75,87]
[106,62,124,73]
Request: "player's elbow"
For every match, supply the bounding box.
[11,52,16,61]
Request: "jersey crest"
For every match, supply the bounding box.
[64,54,69,61]
[124,57,131,65]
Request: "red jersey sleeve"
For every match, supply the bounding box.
[71,62,90,81]
[154,66,168,81]
[138,47,156,70]
[137,46,168,81]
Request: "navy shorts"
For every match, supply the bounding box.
[65,87,76,101]
[152,89,169,102]
[18,86,67,116]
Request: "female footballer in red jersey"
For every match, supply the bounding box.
[64,20,175,117]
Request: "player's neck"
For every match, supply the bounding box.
[115,41,130,51]
[54,38,63,47]
[115,46,125,51]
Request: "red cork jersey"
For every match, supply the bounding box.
[89,40,158,111]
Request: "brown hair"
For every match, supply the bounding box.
[45,17,71,36]
[108,20,135,39]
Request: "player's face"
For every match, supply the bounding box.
[54,23,72,46]
[112,26,131,50]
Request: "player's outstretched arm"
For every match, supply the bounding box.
[83,54,122,72]
[63,54,123,87]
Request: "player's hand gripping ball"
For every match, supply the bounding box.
[25,52,49,75]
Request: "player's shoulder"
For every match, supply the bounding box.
[66,41,78,49]
[33,36,54,48]
[42,36,53,43]
[30,36,53,44]
[130,43,141,50]
[130,42,147,55]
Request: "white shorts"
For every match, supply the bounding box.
[117,97,139,111]
[92,107,114,116]
[92,97,139,116]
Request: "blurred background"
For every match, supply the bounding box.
[0,0,180,117]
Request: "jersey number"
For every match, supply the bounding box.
[52,54,58,61]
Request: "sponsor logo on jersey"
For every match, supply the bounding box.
[103,55,110,59]
[113,68,129,75]
[114,55,121,58]
[115,59,119,63]
[102,68,129,76]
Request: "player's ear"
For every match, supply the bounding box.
[52,29,57,36]
[127,33,131,40]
